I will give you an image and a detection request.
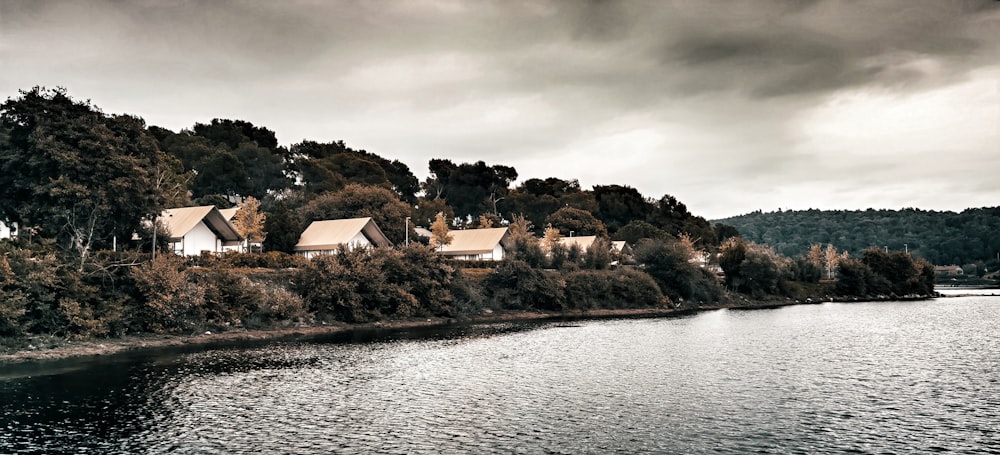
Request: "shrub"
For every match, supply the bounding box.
[130,255,205,333]
[294,245,458,323]
[563,269,666,310]
[486,259,565,311]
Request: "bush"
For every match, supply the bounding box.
[294,245,457,323]
[563,269,666,310]
[486,260,565,311]
[130,255,205,333]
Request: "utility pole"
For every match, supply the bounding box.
[405,217,410,246]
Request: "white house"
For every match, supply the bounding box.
[159,206,243,256]
[0,221,15,240]
[438,227,511,261]
[294,217,392,258]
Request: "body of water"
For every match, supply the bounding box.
[2,297,998,453]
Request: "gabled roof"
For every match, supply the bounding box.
[160,206,242,242]
[295,217,392,251]
[611,240,630,252]
[558,235,598,251]
[218,207,239,221]
[439,227,511,255]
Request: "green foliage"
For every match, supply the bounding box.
[424,159,518,219]
[486,260,565,311]
[593,185,652,234]
[294,245,457,323]
[130,255,205,333]
[292,140,419,203]
[0,87,171,264]
[634,238,723,305]
[298,184,412,244]
[544,207,608,237]
[614,220,669,244]
[0,255,28,336]
[834,258,873,296]
[262,201,301,254]
[157,119,290,199]
[582,237,613,270]
[563,269,666,310]
[648,194,717,246]
[716,207,1000,266]
[833,249,936,298]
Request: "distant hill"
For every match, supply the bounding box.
[714,207,1000,267]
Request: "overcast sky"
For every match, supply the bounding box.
[2,0,997,219]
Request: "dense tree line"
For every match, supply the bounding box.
[0,87,942,343]
[715,208,1000,271]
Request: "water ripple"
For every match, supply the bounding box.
[2,297,999,453]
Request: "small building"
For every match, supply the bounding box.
[610,240,634,265]
[160,206,243,256]
[294,217,392,258]
[558,235,598,253]
[438,227,511,261]
[934,265,964,277]
[0,221,16,240]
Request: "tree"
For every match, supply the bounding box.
[593,185,652,234]
[157,121,290,200]
[0,87,170,269]
[263,200,300,254]
[413,197,455,227]
[719,237,748,291]
[541,224,562,253]
[634,237,720,305]
[544,207,608,237]
[430,212,453,251]
[807,244,824,271]
[823,244,842,279]
[477,213,501,228]
[615,220,669,244]
[291,140,419,203]
[507,213,544,267]
[232,196,267,252]
[423,159,518,219]
[298,184,412,244]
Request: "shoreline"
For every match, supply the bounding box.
[0,295,943,365]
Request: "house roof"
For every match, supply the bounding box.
[160,206,243,243]
[439,227,511,255]
[558,235,598,251]
[218,207,239,221]
[295,217,392,251]
[414,227,433,238]
[611,240,630,253]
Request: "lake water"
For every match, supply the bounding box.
[2,297,998,454]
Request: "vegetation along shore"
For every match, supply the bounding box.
[3,87,986,363]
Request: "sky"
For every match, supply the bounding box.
[1,0,998,220]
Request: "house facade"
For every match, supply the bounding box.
[160,206,243,256]
[0,221,15,240]
[294,217,392,258]
[438,227,511,261]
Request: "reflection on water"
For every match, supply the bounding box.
[2,298,999,453]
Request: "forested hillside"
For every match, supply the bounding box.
[715,208,1000,268]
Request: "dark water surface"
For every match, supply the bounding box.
[3,298,999,454]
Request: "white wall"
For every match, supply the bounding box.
[300,232,372,259]
[0,221,14,239]
[170,221,221,256]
